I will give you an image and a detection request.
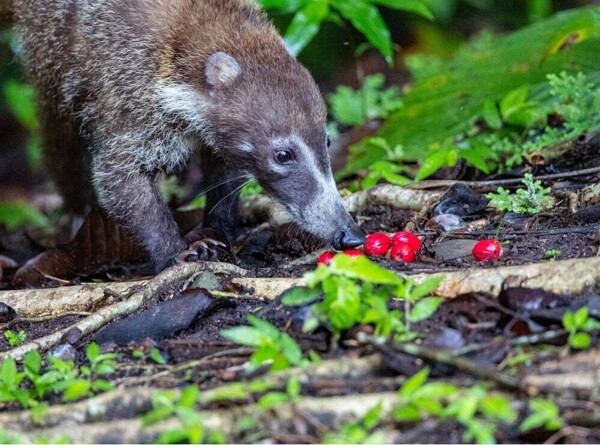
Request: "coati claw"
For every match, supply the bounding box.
[176,249,199,263]
[190,238,223,261]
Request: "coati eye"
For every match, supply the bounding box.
[327,137,331,148]
[275,150,293,165]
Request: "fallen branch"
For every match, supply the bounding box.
[0,262,201,361]
[0,355,383,431]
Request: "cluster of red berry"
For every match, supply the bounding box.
[317,234,503,265]
[317,231,421,265]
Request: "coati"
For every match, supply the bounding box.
[8,0,366,271]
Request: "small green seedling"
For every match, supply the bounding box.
[256,377,302,409]
[4,330,27,347]
[562,306,600,350]
[220,315,308,372]
[544,249,562,260]
[519,398,564,432]
[323,402,387,444]
[282,254,443,339]
[142,386,226,444]
[487,173,553,215]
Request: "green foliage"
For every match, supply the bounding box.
[562,306,600,350]
[220,315,309,372]
[3,330,27,347]
[544,249,562,259]
[282,254,443,338]
[0,344,116,408]
[323,403,387,444]
[256,377,302,409]
[258,0,433,62]
[3,80,42,169]
[487,173,553,215]
[342,7,600,178]
[519,398,564,432]
[142,386,226,444]
[328,74,403,127]
[0,202,48,230]
[240,182,264,197]
[393,368,518,444]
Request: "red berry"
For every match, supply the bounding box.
[390,242,416,262]
[472,239,502,261]
[391,232,421,251]
[364,232,391,256]
[343,249,364,258]
[317,251,336,265]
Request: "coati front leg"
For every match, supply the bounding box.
[92,152,187,272]
[183,147,247,257]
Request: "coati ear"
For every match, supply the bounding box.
[205,52,241,97]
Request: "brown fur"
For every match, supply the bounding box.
[11,0,364,272]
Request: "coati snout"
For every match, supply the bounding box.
[13,0,365,271]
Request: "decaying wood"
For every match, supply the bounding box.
[0,355,383,431]
[0,263,202,361]
[3,256,600,320]
[4,392,400,444]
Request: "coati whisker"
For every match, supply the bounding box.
[208,179,253,216]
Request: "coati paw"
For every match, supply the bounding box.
[182,226,230,262]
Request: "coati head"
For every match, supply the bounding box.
[158,49,365,250]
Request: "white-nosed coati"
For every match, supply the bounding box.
[8,0,366,271]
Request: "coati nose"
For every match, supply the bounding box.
[332,227,366,250]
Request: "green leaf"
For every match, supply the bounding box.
[569,332,591,349]
[0,202,48,230]
[370,0,433,20]
[86,342,101,362]
[279,333,303,366]
[329,255,403,285]
[258,391,290,408]
[409,276,444,301]
[399,367,429,400]
[62,380,92,401]
[562,311,576,331]
[482,99,503,129]
[0,358,18,387]
[573,306,589,328]
[248,315,284,340]
[179,385,200,409]
[284,1,330,56]
[150,348,167,365]
[480,395,518,423]
[408,297,443,322]
[332,0,393,63]
[415,150,452,180]
[24,351,42,376]
[258,0,304,12]
[393,405,422,421]
[3,80,38,130]
[499,86,529,118]
[281,286,322,306]
[220,326,268,347]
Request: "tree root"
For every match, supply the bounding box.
[0,262,202,361]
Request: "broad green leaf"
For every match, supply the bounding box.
[333,0,393,63]
[415,150,453,180]
[179,385,200,409]
[0,359,18,387]
[393,405,421,421]
[86,342,101,362]
[499,86,529,118]
[329,255,403,285]
[480,395,518,423]
[63,380,92,401]
[371,0,434,20]
[258,391,289,408]
[248,315,284,339]
[413,381,459,401]
[342,7,600,176]
[284,1,330,55]
[281,286,322,306]
[220,326,268,347]
[0,202,48,230]
[258,0,304,12]
[3,80,38,130]
[569,332,591,349]
[279,333,303,365]
[409,276,445,300]
[399,367,429,399]
[409,297,443,322]
[573,306,589,328]
[23,351,42,376]
[482,99,502,129]
[562,311,576,331]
